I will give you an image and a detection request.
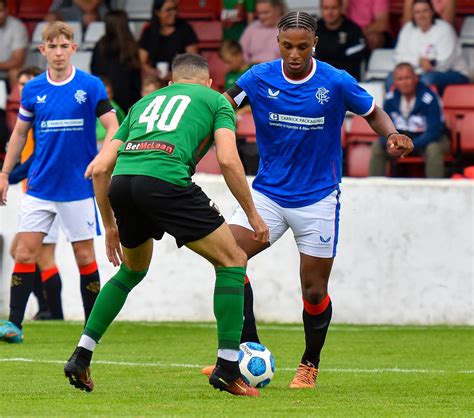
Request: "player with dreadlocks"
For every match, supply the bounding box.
[202,11,413,388]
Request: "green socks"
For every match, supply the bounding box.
[83,264,147,342]
[83,263,245,351]
[213,266,246,350]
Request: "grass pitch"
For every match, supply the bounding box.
[0,321,472,417]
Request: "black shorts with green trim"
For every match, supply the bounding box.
[108,175,225,249]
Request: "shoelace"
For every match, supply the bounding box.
[295,364,318,385]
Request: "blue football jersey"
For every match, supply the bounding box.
[19,67,108,201]
[237,58,374,208]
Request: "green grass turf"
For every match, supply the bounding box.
[0,322,472,417]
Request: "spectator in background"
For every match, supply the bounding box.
[343,0,389,50]
[140,75,164,97]
[0,0,28,88]
[91,10,141,112]
[96,76,125,143]
[220,40,252,91]
[221,0,255,41]
[316,0,368,80]
[46,0,106,28]
[369,63,449,178]
[240,0,286,64]
[139,0,198,79]
[402,0,456,26]
[393,0,469,96]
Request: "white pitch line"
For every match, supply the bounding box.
[131,323,474,333]
[0,357,472,374]
[22,322,474,332]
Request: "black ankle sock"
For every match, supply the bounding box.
[43,273,64,319]
[32,265,49,312]
[301,300,333,367]
[71,346,93,367]
[80,270,100,321]
[241,281,260,344]
[9,266,36,329]
[216,357,240,380]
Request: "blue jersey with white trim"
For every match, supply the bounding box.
[19,67,107,201]
[237,58,374,207]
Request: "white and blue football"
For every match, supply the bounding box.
[238,342,275,388]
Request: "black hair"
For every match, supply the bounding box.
[172,53,209,75]
[100,10,140,69]
[412,0,439,26]
[277,11,317,34]
[149,0,180,42]
[17,66,42,79]
[152,0,166,14]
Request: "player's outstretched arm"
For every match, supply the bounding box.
[0,118,31,205]
[92,138,123,266]
[364,105,414,158]
[214,128,269,244]
[84,111,120,178]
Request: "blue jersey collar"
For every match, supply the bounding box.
[46,65,76,86]
[281,58,317,84]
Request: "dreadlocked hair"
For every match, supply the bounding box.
[277,11,317,34]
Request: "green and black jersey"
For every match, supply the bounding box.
[112,83,236,187]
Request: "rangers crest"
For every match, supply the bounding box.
[315,87,330,105]
[75,90,87,104]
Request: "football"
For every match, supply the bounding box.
[238,342,275,388]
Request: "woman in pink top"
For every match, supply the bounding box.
[239,0,287,63]
[343,0,389,50]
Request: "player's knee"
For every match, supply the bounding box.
[123,259,150,272]
[14,245,37,264]
[301,285,328,305]
[221,246,247,268]
[73,245,95,266]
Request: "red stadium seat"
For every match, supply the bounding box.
[344,116,378,177]
[443,84,474,154]
[340,126,346,149]
[178,0,221,20]
[196,145,222,174]
[201,50,228,92]
[236,112,256,143]
[457,0,474,15]
[345,115,378,145]
[15,0,53,20]
[6,86,20,132]
[459,113,474,153]
[464,166,474,178]
[189,20,222,50]
[346,143,372,177]
[389,0,404,14]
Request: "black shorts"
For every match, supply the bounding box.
[108,175,225,249]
